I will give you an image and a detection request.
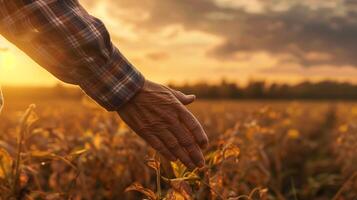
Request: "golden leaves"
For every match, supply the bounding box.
[0,148,12,179]
[125,183,157,200]
[206,144,241,166]
[222,144,241,160]
[338,125,349,133]
[352,107,357,116]
[171,161,187,178]
[147,158,161,172]
[166,181,193,200]
[93,134,103,149]
[287,129,300,139]
[2,98,357,199]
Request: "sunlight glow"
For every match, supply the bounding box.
[0,52,15,70]
[0,1,355,87]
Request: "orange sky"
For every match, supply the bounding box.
[1,0,357,87]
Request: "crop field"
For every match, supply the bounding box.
[0,99,356,200]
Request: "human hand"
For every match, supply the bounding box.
[117,80,209,169]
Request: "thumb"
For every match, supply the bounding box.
[171,89,196,105]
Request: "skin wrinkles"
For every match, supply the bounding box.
[144,101,203,168]
[117,80,208,169]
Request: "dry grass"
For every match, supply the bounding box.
[0,100,356,200]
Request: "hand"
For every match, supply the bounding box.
[117,80,209,169]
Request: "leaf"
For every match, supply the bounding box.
[0,148,13,179]
[67,149,88,160]
[19,104,38,137]
[70,149,88,156]
[29,151,78,170]
[338,125,349,133]
[223,144,240,160]
[20,172,29,187]
[206,145,240,166]
[146,158,160,172]
[93,134,102,149]
[287,129,300,139]
[205,150,222,166]
[168,180,193,200]
[259,188,269,198]
[30,151,56,158]
[125,183,157,200]
[166,189,186,200]
[44,193,64,200]
[171,161,187,178]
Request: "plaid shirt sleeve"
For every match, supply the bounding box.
[0,0,145,111]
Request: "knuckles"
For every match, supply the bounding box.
[165,141,180,150]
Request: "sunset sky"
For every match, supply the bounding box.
[1,0,357,86]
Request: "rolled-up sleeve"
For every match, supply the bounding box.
[0,0,145,111]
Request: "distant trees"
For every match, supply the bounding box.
[170,80,357,100]
[4,80,357,102]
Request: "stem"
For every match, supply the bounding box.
[65,170,81,200]
[156,154,162,199]
[0,157,10,186]
[12,104,35,197]
[332,172,357,200]
[291,178,298,200]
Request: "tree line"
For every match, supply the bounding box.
[3,80,357,102]
[169,80,357,100]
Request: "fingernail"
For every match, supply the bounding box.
[170,157,178,162]
[188,95,196,99]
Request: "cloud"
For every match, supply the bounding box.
[207,5,357,67]
[259,64,357,84]
[146,52,170,61]
[82,0,357,68]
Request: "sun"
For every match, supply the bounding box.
[0,52,16,70]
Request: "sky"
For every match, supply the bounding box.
[1,0,357,86]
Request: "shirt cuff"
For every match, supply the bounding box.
[78,48,145,111]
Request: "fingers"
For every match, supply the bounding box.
[169,122,205,167]
[170,145,197,170]
[142,134,177,161]
[154,130,197,170]
[178,105,209,149]
[170,89,196,105]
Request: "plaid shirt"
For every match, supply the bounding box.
[0,0,145,111]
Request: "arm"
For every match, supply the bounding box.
[0,0,208,169]
[0,0,144,110]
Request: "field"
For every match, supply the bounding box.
[0,98,357,200]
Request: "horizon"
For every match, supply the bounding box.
[2,79,357,103]
[1,0,357,86]
[1,78,356,89]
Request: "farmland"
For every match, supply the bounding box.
[0,98,356,200]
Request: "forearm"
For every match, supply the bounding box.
[0,0,145,110]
